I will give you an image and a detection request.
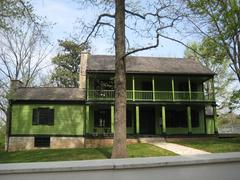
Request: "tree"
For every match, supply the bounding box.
[184,40,234,112]
[0,0,35,30]
[51,40,90,87]
[229,90,240,113]
[0,19,52,123]
[77,0,184,158]
[184,0,240,83]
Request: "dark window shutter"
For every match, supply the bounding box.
[32,109,38,125]
[48,109,54,125]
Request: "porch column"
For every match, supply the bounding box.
[171,77,175,101]
[213,106,218,134]
[86,75,90,100]
[152,76,155,101]
[162,106,166,135]
[132,75,135,101]
[111,105,115,134]
[85,105,90,134]
[211,77,215,101]
[188,77,192,100]
[187,106,192,134]
[136,105,140,134]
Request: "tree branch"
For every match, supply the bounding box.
[80,13,115,45]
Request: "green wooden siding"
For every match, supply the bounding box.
[11,104,85,135]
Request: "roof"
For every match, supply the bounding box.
[11,88,85,101]
[87,55,215,75]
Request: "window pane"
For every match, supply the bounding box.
[94,109,111,127]
[32,109,38,125]
[34,136,50,147]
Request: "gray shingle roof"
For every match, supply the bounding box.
[12,88,85,101]
[87,55,215,75]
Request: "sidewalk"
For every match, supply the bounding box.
[150,142,211,156]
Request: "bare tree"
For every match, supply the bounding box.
[75,0,185,158]
[0,19,53,123]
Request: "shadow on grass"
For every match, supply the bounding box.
[95,147,112,158]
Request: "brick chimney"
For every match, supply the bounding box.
[10,80,23,91]
[9,80,23,99]
[79,51,89,91]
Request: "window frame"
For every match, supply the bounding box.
[32,107,54,126]
[94,109,111,128]
[34,136,50,147]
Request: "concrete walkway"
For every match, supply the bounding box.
[150,142,211,156]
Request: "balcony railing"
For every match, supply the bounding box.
[87,90,214,102]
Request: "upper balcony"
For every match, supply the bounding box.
[86,74,215,103]
[87,90,214,102]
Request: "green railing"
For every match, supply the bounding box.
[87,90,214,102]
[155,91,173,101]
[88,90,114,100]
[135,91,153,101]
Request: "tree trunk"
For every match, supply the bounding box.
[111,0,128,158]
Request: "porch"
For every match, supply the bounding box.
[84,104,217,137]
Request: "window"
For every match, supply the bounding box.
[142,81,152,91]
[179,82,188,91]
[191,110,199,128]
[191,83,198,91]
[94,79,114,90]
[34,136,50,147]
[166,109,187,128]
[32,108,54,125]
[127,110,132,127]
[94,109,111,127]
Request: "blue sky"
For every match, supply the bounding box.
[32,0,192,58]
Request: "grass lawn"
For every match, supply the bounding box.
[168,137,240,153]
[0,143,176,163]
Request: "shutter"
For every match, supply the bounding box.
[32,109,38,125]
[48,109,54,125]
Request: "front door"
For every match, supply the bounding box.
[139,106,155,134]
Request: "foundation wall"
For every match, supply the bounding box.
[8,136,84,151]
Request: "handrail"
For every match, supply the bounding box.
[87,90,214,102]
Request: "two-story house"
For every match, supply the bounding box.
[7,52,217,151]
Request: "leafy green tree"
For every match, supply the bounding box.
[0,0,35,30]
[229,90,240,113]
[51,40,90,87]
[185,39,234,110]
[184,0,240,83]
[184,40,234,111]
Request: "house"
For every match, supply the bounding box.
[7,52,217,151]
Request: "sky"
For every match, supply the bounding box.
[31,0,190,58]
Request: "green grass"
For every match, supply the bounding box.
[0,143,176,163]
[168,137,240,153]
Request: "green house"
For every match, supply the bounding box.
[7,53,217,151]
